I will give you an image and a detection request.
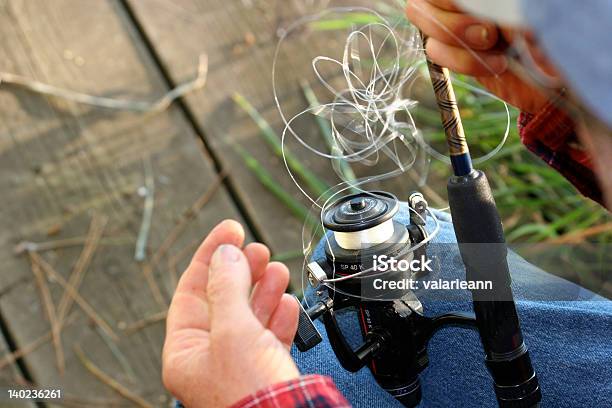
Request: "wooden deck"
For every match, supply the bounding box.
[0,0,365,405]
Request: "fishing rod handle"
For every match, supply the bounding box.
[448,170,541,407]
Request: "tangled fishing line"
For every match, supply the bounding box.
[272,7,511,300]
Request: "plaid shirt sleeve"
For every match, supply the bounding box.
[518,102,604,206]
[229,375,351,408]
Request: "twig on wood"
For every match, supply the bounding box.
[31,251,118,341]
[28,252,64,374]
[0,313,77,371]
[119,311,168,334]
[133,158,166,307]
[135,157,155,261]
[73,345,155,408]
[0,333,50,372]
[57,214,107,324]
[0,54,207,114]
[13,236,131,256]
[95,327,135,381]
[151,171,227,267]
[141,262,167,308]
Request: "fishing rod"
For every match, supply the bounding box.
[423,40,541,407]
[292,34,541,408]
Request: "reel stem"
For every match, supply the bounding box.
[422,37,474,176]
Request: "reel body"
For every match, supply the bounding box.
[294,191,476,407]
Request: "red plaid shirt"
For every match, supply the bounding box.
[518,102,603,206]
[230,375,350,408]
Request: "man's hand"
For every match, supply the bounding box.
[406,0,555,113]
[162,220,300,408]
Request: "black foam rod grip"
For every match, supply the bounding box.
[447,170,523,353]
[447,170,511,287]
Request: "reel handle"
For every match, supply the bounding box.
[293,297,331,352]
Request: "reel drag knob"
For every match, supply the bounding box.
[323,191,400,251]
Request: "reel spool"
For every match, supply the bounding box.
[323,191,401,251]
[306,191,430,301]
[318,191,424,299]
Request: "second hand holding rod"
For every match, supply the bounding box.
[422,35,542,407]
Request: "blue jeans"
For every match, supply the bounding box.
[292,208,612,407]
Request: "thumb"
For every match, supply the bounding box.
[207,244,253,328]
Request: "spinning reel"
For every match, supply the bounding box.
[294,190,478,407]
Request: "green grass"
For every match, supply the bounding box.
[231,144,310,222]
[232,93,330,199]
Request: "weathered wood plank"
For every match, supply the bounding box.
[125,0,349,285]
[0,0,244,403]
